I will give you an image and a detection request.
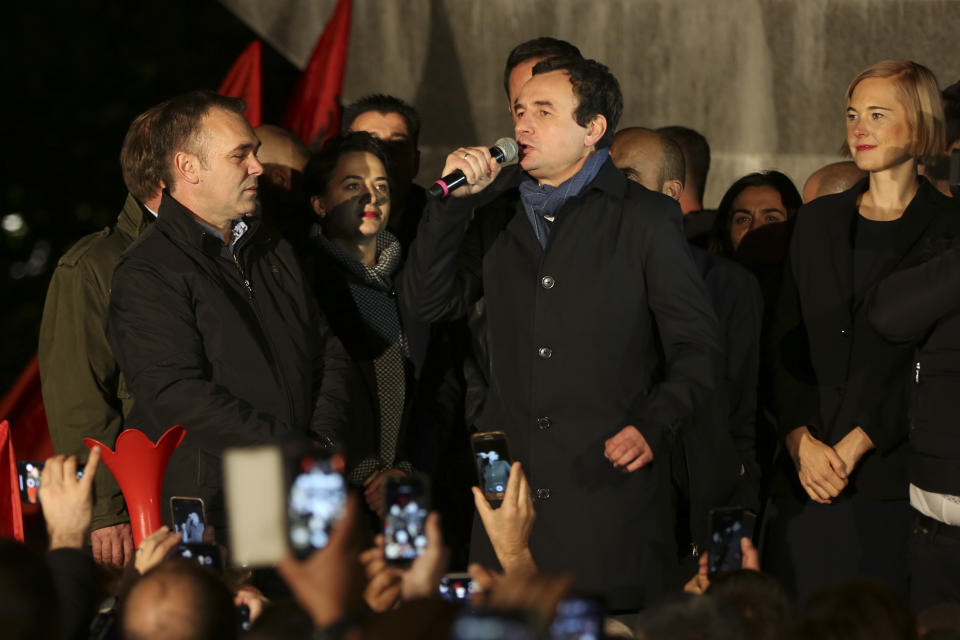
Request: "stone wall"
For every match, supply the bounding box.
[223,0,960,205]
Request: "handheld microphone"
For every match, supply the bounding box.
[428,138,519,198]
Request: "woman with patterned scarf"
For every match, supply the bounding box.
[303,132,431,520]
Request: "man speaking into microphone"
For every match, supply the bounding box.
[400,56,721,612]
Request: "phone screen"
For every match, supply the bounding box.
[384,476,429,565]
[439,573,477,602]
[174,542,223,574]
[471,432,511,508]
[287,454,347,558]
[451,610,534,640]
[170,497,206,544]
[707,507,757,575]
[550,596,604,640]
[17,461,83,504]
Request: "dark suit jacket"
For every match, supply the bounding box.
[401,159,724,609]
[771,177,960,499]
[867,199,960,496]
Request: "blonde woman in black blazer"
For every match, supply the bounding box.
[766,60,957,599]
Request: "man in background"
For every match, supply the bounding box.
[611,126,762,556]
[342,94,425,254]
[38,103,165,566]
[802,161,866,203]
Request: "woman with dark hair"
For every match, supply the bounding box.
[710,170,802,257]
[765,60,960,599]
[302,132,425,518]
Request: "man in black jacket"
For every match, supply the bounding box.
[400,57,722,611]
[610,127,762,552]
[106,91,351,534]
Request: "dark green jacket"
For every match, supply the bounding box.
[38,193,152,530]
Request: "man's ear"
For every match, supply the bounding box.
[174,151,201,186]
[583,114,608,149]
[310,194,327,217]
[263,164,292,190]
[662,179,684,202]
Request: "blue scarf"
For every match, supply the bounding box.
[518,148,609,248]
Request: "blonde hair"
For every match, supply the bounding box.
[843,59,945,164]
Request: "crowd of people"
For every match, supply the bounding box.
[7,35,960,639]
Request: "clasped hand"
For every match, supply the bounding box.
[786,426,851,504]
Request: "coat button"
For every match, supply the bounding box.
[840,328,849,336]
[537,417,551,430]
[541,275,556,289]
[538,346,552,359]
[536,488,551,500]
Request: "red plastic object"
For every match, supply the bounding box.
[83,426,185,548]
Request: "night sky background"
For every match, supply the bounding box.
[1,2,298,391]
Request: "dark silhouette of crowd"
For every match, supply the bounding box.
[10,35,960,640]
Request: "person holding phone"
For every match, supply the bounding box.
[766,59,959,599]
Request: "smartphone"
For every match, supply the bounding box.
[470,431,512,508]
[236,604,251,632]
[383,475,429,565]
[17,461,84,504]
[707,506,757,575]
[439,572,477,603]
[170,497,206,543]
[224,445,288,567]
[287,452,347,559]
[451,610,535,640]
[549,595,604,640]
[174,542,223,574]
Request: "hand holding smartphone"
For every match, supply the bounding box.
[439,572,476,603]
[383,475,429,566]
[707,506,757,575]
[17,461,84,505]
[224,446,348,566]
[471,431,512,508]
[287,453,348,559]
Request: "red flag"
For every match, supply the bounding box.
[0,421,24,541]
[0,356,52,463]
[218,39,263,127]
[283,0,352,148]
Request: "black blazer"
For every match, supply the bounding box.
[771,177,960,499]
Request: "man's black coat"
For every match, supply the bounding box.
[106,193,351,529]
[400,159,726,609]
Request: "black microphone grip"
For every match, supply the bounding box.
[428,139,518,198]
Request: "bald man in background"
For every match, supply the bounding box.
[801,161,866,203]
[253,124,314,246]
[611,127,763,554]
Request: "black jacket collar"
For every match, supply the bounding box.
[156,190,263,257]
[825,176,944,304]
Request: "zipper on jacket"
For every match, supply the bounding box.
[232,249,296,426]
[915,361,921,383]
[232,253,254,302]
